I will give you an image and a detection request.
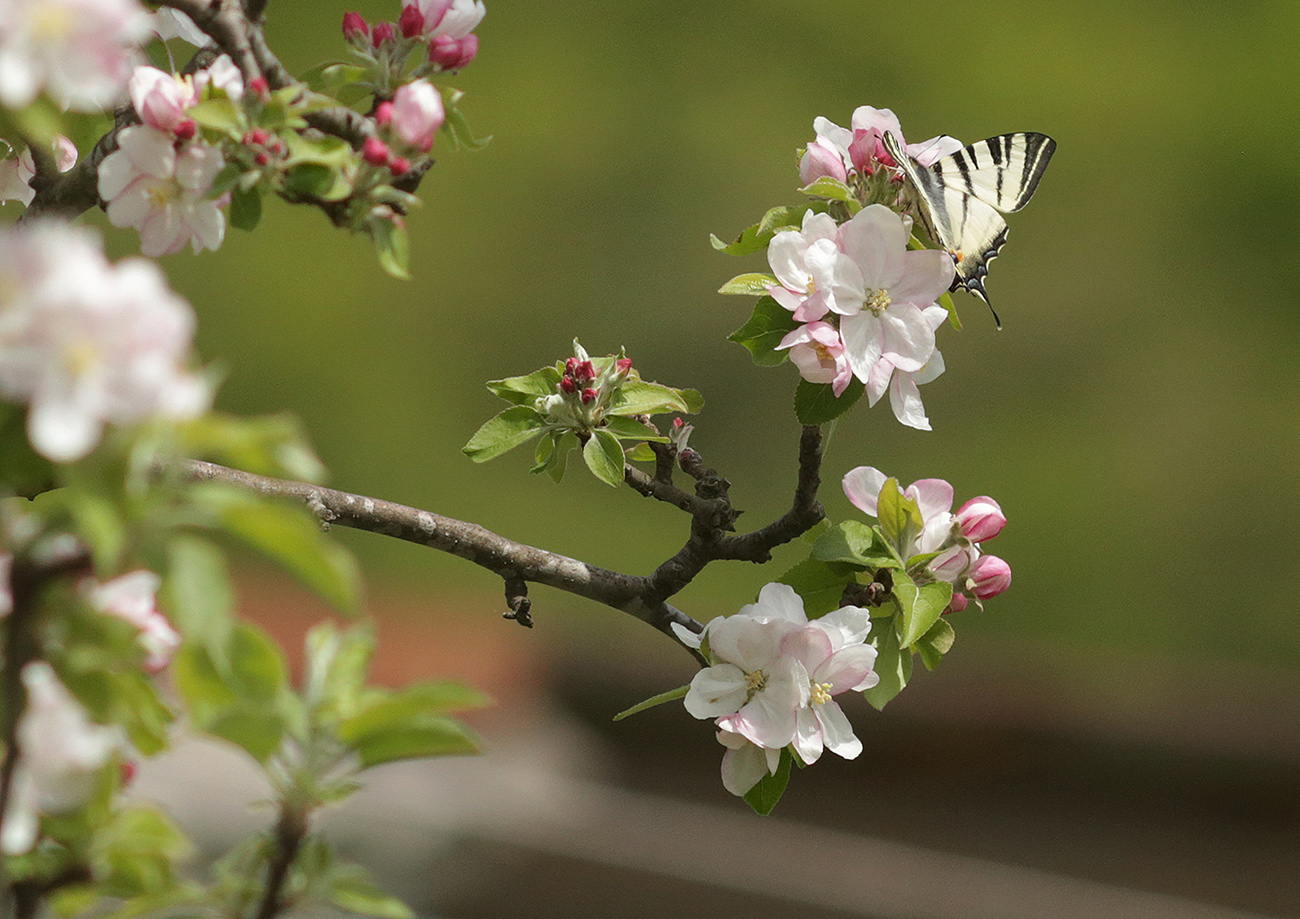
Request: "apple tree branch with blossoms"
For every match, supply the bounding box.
[0,0,1042,915]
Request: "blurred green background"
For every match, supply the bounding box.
[108,1,1300,671]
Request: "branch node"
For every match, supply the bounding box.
[502,577,533,628]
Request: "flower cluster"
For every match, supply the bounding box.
[97,59,243,256]
[799,105,961,192]
[843,466,1011,611]
[343,0,484,80]
[364,79,446,177]
[676,583,878,796]
[0,0,150,112]
[0,221,208,461]
[534,341,635,433]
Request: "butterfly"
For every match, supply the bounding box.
[882,130,1056,327]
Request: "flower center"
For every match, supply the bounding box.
[744,669,768,694]
[31,6,74,40]
[811,341,832,361]
[865,288,891,315]
[146,180,182,209]
[810,681,834,706]
[63,340,99,376]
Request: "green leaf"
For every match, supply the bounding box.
[811,520,896,567]
[793,377,863,425]
[600,416,666,442]
[338,683,491,744]
[283,162,352,202]
[717,272,779,296]
[743,747,793,815]
[894,573,952,649]
[329,870,415,919]
[625,442,656,463]
[916,617,955,671]
[442,94,491,151]
[187,98,244,135]
[372,216,409,280]
[799,176,859,208]
[610,381,699,416]
[582,429,626,486]
[861,616,911,711]
[613,684,690,721]
[179,413,327,482]
[776,559,852,618]
[303,622,375,720]
[284,132,356,169]
[486,367,562,405]
[227,622,288,704]
[940,291,962,331]
[711,205,809,256]
[543,432,579,483]
[229,184,262,232]
[204,709,285,763]
[728,296,799,367]
[876,478,923,557]
[346,716,481,768]
[463,405,547,462]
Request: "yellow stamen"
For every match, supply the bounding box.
[810,681,834,706]
[865,289,891,315]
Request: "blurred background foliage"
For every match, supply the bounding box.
[94,0,1300,680]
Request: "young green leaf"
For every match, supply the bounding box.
[601,416,667,442]
[717,272,779,296]
[613,684,690,721]
[916,617,955,671]
[582,429,626,486]
[876,478,923,558]
[462,405,547,462]
[861,616,911,711]
[372,217,410,280]
[728,296,799,367]
[743,747,793,815]
[229,184,262,232]
[486,367,562,405]
[811,520,896,568]
[777,559,853,618]
[793,377,863,425]
[710,205,809,256]
[893,572,952,649]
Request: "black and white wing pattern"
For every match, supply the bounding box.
[883,130,1056,323]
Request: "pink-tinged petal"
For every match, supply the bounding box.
[956,497,1006,543]
[930,545,972,583]
[842,465,886,516]
[878,304,936,373]
[908,134,963,167]
[96,150,137,201]
[117,126,176,179]
[176,144,223,192]
[889,372,931,431]
[780,625,834,673]
[787,345,834,385]
[52,136,78,173]
[185,201,225,253]
[814,644,878,693]
[799,139,847,185]
[752,582,808,625]
[970,555,1012,599]
[849,106,903,145]
[767,230,811,292]
[670,622,703,649]
[816,701,862,759]
[0,158,34,206]
[814,605,872,649]
[792,707,824,765]
[839,204,906,290]
[718,734,774,796]
[865,355,892,406]
[800,210,840,242]
[728,689,798,749]
[766,284,806,314]
[891,248,956,306]
[908,478,955,521]
[791,290,830,323]
[911,346,946,386]
[831,359,854,396]
[683,664,748,719]
[840,311,882,381]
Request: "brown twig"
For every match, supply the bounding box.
[252,802,308,919]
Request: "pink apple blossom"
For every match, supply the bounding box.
[428,33,477,70]
[390,79,445,152]
[0,0,150,111]
[98,125,226,256]
[765,210,853,321]
[407,0,485,40]
[129,65,198,134]
[0,221,208,461]
[955,496,1006,543]
[842,466,956,559]
[0,135,78,206]
[2,662,125,854]
[798,107,962,183]
[969,555,1012,599]
[84,570,180,672]
[777,321,853,396]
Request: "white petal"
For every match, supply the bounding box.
[841,465,886,516]
[683,665,748,719]
[840,312,882,382]
[817,701,863,759]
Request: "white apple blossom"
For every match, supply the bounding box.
[0,135,77,206]
[777,320,853,396]
[84,570,180,672]
[0,221,209,461]
[766,209,856,322]
[390,80,445,153]
[98,124,226,256]
[0,0,150,111]
[2,662,125,854]
[863,304,949,430]
[408,0,486,40]
[716,728,781,797]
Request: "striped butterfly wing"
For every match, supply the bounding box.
[884,131,1056,320]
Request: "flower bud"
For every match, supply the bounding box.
[362,137,391,166]
[399,4,425,38]
[565,357,580,374]
[580,388,598,405]
[247,128,270,147]
[254,151,270,166]
[573,360,596,383]
[944,592,969,615]
[429,33,478,71]
[375,101,394,127]
[371,21,396,48]
[616,357,633,374]
[930,545,972,583]
[390,80,445,153]
[173,119,197,141]
[389,155,411,176]
[955,496,1006,543]
[342,11,370,44]
[969,555,1011,600]
[248,77,269,99]
[559,376,577,394]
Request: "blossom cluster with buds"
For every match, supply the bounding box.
[675,583,878,796]
[343,0,484,90]
[534,341,635,433]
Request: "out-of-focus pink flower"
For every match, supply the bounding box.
[398,4,424,38]
[0,221,208,461]
[408,0,485,39]
[428,33,477,70]
[0,553,11,616]
[955,496,1006,543]
[362,136,391,166]
[193,54,242,102]
[969,555,1012,599]
[98,125,226,257]
[0,0,150,111]
[390,79,445,152]
[85,570,180,672]
[2,662,125,854]
[0,135,78,206]
[129,65,197,134]
[777,321,853,396]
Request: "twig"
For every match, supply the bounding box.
[252,802,307,919]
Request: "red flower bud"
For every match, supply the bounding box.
[342,11,370,42]
[565,357,580,374]
[254,151,270,166]
[389,156,411,176]
[573,360,596,383]
[247,128,270,147]
[615,357,633,374]
[371,21,396,48]
[249,77,269,99]
[944,592,969,615]
[398,4,425,38]
[173,119,197,141]
[559,376,577,394]
[375,101,394,127]
[580,388,598,405]
[362,137,391,166]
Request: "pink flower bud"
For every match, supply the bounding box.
[249,77,269,99]
[565,357,579,374]
[173,119,197,141]
[944,592,969,615]
[372,21,396,48]
[428,33,478,71]
[375,101,394,126]
[573,360,596,383]
[389,156,411,176]
[254,151,270,166]
[247,128,270,146]
[799,140,847,186]
[559,376,577,394]
[362,137,391,166]
[955,496,1006,543]
[616,357,633,374]
[399,4,425,38]
[342,11,370,43]
[930,545,972,583]
[581,388,598,405]
[390,80,445,152]
[969,555,1011,600]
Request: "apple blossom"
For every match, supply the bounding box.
[428,33,478,71]
[0,0,150,111]
[84,570,179,672]
[863,303,949,430]
[151,8,208,45]
[842,466,957,559]
[407,0,486,41]
[955,496,1006,543]
[969,555,1012,599]
[129,66,198,134]
[390,79,445,152]
[193,54,243,102]
[0,552,11,616]
[834,204,954,381]
[716,728,782,797]
[0,221,209,461]
[98,125,227,257]
[2,662,125,854]
[777,321,853,396]
[0,135,77,206]
[801,106,963,182]
[765,209,854,321]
